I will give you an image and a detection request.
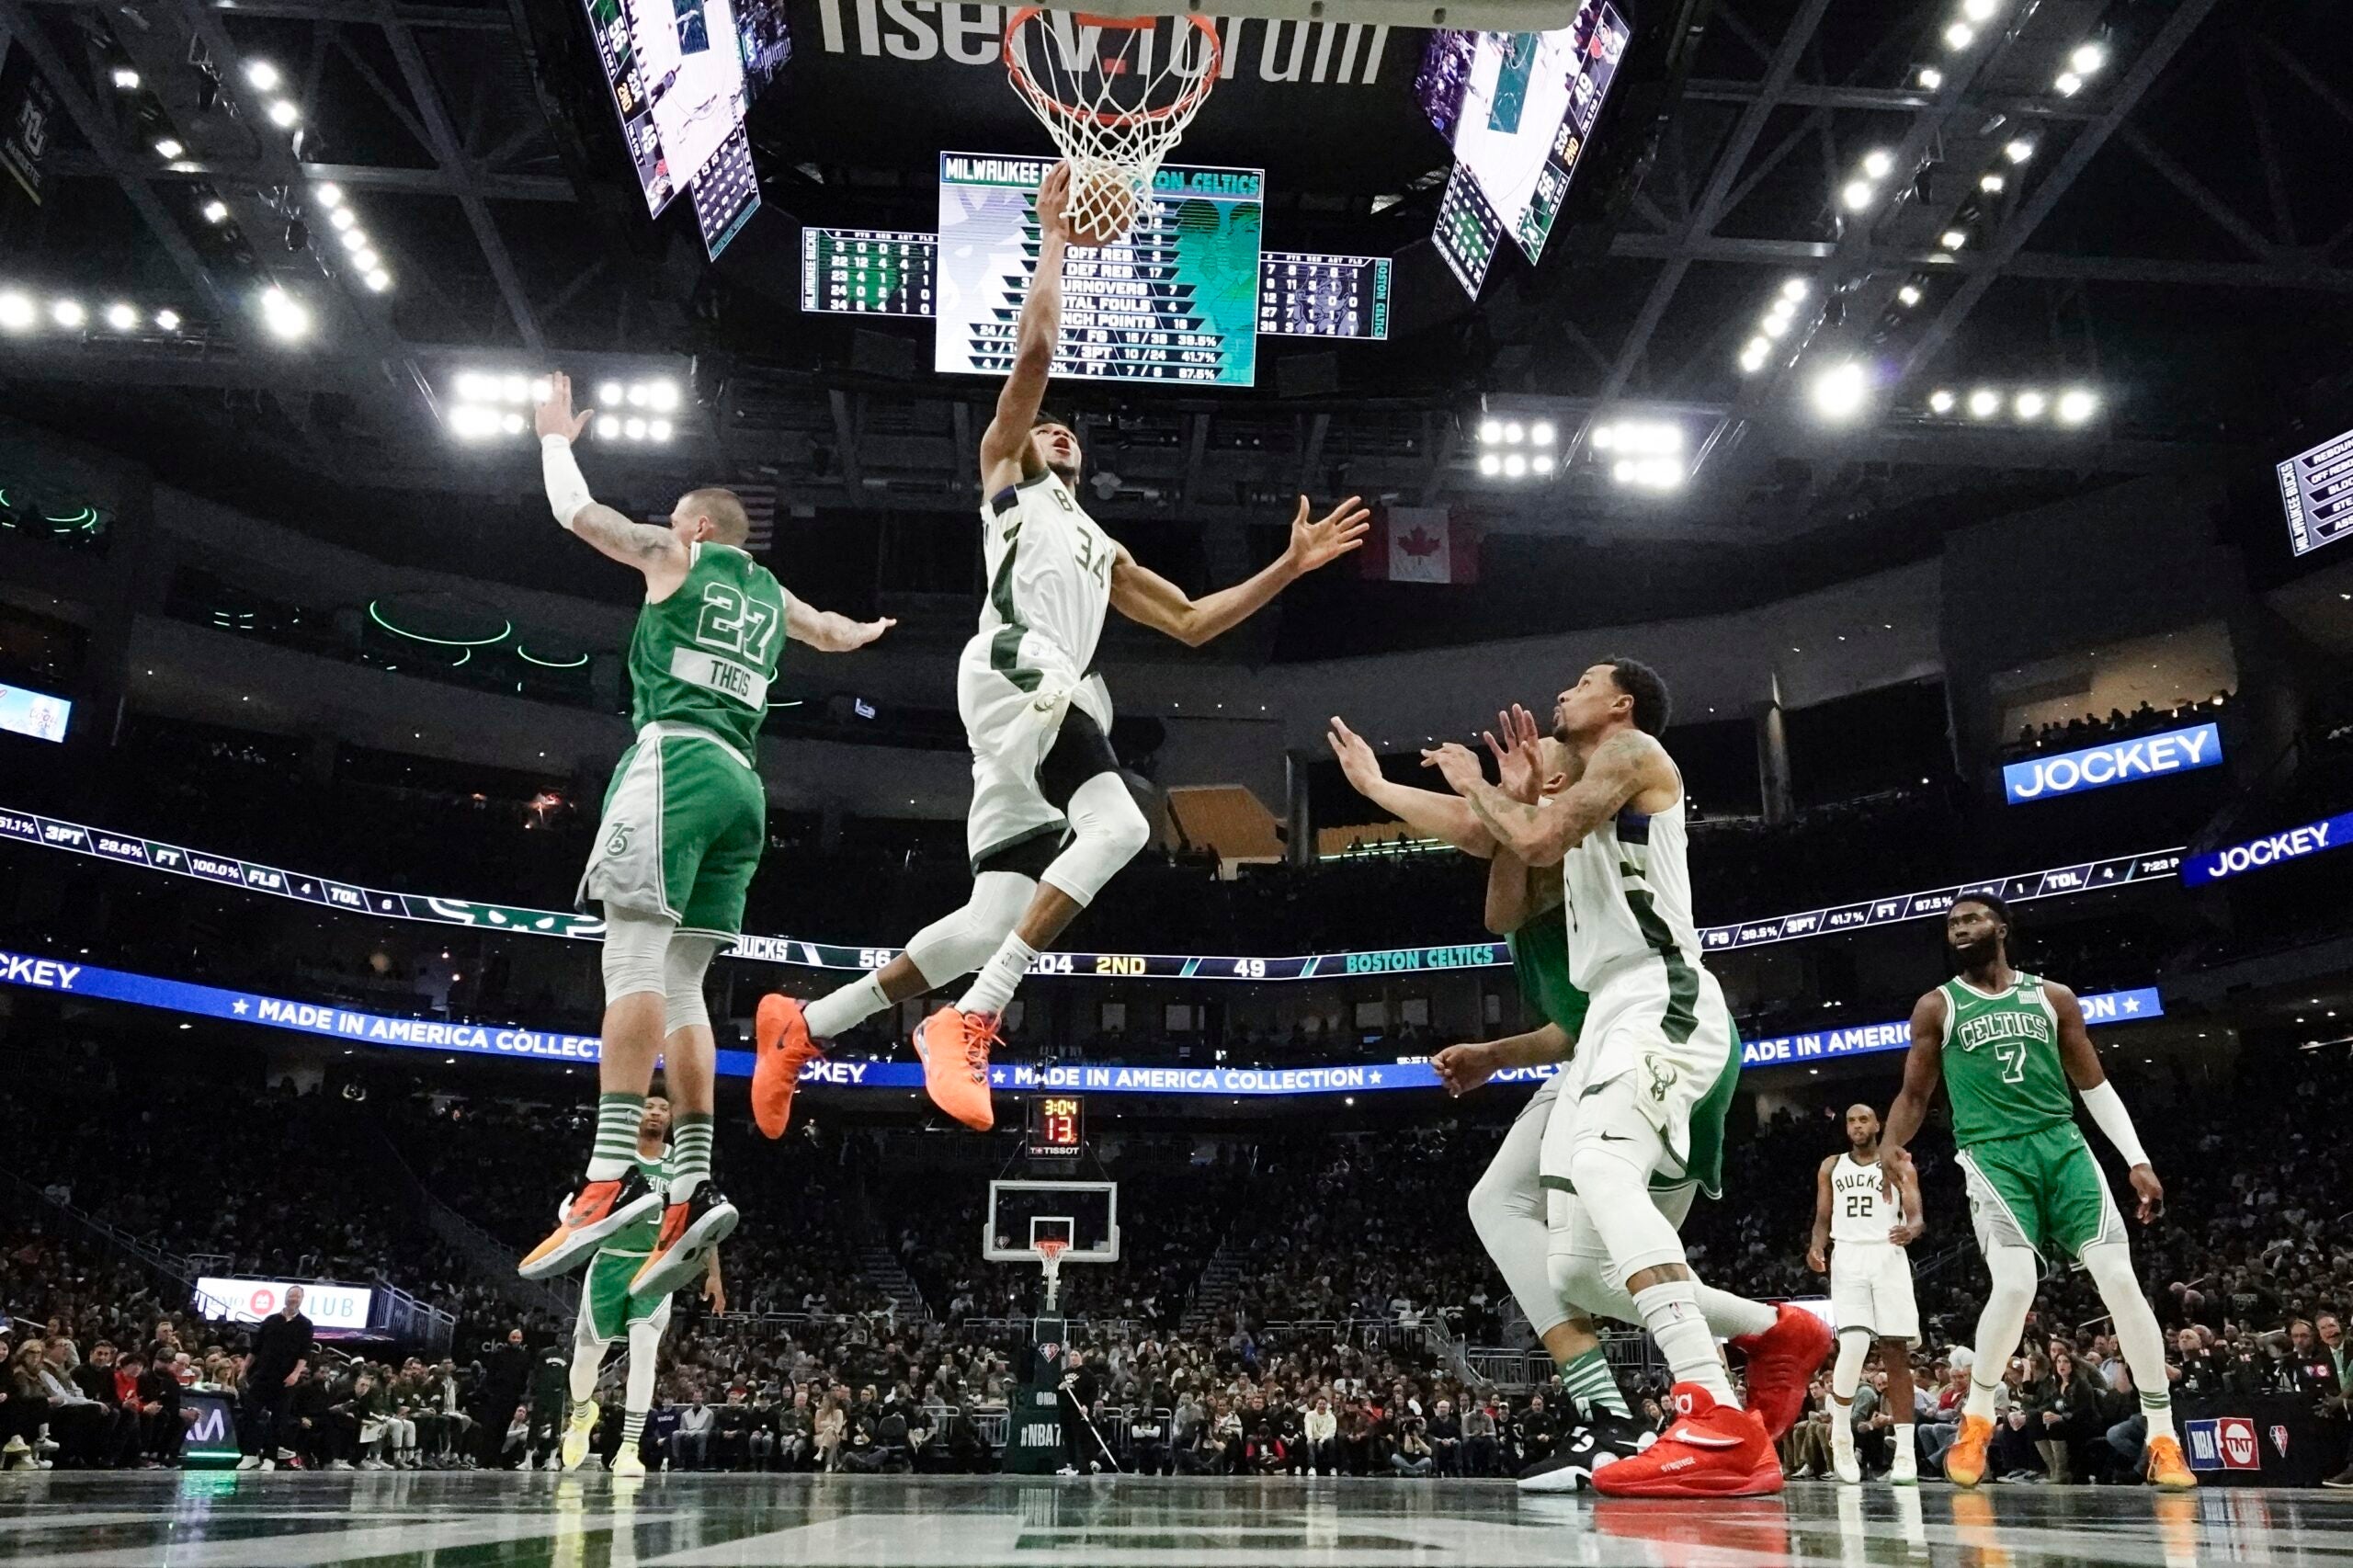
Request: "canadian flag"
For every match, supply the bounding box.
[1359,506,1479,585]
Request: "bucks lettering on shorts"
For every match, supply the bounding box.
[628,542,790,757]
[1938,972,2073,1148]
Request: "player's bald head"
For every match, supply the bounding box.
[676,486,751,546]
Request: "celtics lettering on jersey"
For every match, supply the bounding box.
[629,542,790,756]
[1938,971,2074,1148]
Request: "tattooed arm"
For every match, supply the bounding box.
[1421,730,1668,868]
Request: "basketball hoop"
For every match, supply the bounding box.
[1036,1237,1071,1312]
[1003,8,1222,246]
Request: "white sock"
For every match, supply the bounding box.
[957,934,1036,1017]
[1831,1397,1854,1450]
[803,974,890,1041]
[1893,1424,1916,1468]
[1699,1287,1779,1340]
[1962,1375,2002,1424]
[1634,1279,1736,1406]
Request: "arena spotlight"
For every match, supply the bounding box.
[267,100,299,129]
[1939,229,1968,250]
[1478,418,1503,445]
[1841,179,1876,213]
[447,404,501,441]
[1780,278,1809,303]
[1943,22,1974,50]
[1593,420,1683,456]
[103,301,138,332]
[2070,41,2107,74]
[1761,311,1792,340]
[649,419,674,443]
[353,249,381,275]
[2057,387,2098,425]
[453,371,495,403]
[328,207,356,232]
[51,298,85,329]
[1961,0,1998,21]
[647,380,681,414]
[1478,452,1501,476]
[259,285,311,342]
[2014,389,2048,420]
[1916,67,1943,89]
[0,291,33,332]
[599,381,627,407]
[154,309,181,332]
[244,60,282,92]
[1860,149,1894,181]
[111,66,140,90]
[364,270,392,293]
[1529,420,1557,446]
[1897,283,1923,307]
[2054,71,2083,97]
[1532,452,1555,476]
[1503,453,1528,478]
[1739,336,1771,374]
[201,199,229,224]
[154,138,185,160]
[624,417,647,441]
[1808,359,1869,423]
[1967,387,2001,419]
[2004,139,2036,164]
[1610,456,1685,492]
[338,228,369,254]
[1927,389,1956,415]
[313,183,344,209]
[1980,172,2006,193]
[597,415,622,441]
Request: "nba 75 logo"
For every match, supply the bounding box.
[606,821,634,858]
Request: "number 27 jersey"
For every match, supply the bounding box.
[1937,971,2074,1149]
[628,540,790,757]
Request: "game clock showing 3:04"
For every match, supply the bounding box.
[1026,1096,1084,1160]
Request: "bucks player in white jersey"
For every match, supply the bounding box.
[1807,1104,1923,1484]
[1425,658,1826,1497]
[520,373,892,1301]
[753,162,1368,1137]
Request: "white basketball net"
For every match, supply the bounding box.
[1004,9,1222,244]
[1037,1238,1070,1311]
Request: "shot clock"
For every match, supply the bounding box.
[1025,1095,1084,1160]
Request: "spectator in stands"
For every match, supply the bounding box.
[776,1387,813,1471]
[1459,1394,1496,1478]
[1130,1401,1172,1475]
[813,1388,846,1471]
[713,1386,754,1471]
[1427,1397,1461,1477]
[236,1285,313,1471]
[1302,1395,1337,1475]
[476,1327,529,1468]
[1388,1414,1434,1477]
[674,1391,715,1471]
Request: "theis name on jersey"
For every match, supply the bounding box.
[1954,1003,2052,1053]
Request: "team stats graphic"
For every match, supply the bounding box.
[935,153,1264,387]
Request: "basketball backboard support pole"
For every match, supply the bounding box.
[1062,1,1586,30]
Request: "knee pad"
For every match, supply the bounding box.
[601,910,675,1006]
[662,933,723,1036]
[1833,1329,1871,1395]
[1040,772,1149,908]
[905,870,1037,987]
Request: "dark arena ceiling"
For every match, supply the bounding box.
[1,0,2350,644]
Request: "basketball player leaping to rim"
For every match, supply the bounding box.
[751,163,1370,1136]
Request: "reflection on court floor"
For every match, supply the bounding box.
[0,1471,2337,1566]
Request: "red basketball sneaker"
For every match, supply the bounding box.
[1589,1383,1782,1499]
[750,994,824,1141]
[1730,1301,1834,1439]
[914,1007,998,1131]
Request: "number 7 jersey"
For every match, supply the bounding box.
[1936,971,2075,1148]
[628,540,790,756]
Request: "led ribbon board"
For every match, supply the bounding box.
[2001,723,2223,804]
[1,803,2183,973]
[0,947,2163,1089]
[2178,808,2352,887]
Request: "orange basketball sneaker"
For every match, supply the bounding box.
[750,994,824,1141]
[1942,1414,1995,1488]
[517,1170,659,1278]
[2144,1433,2197,1491]
[914,1007,998,1131]
[1730,1302,1834,1439]
[1589,1382,1781,1498]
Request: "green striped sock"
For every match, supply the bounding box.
[1560,1347,1631,1420]
[620,1411,646,1449]
[587,1093,646,1180]
[669,1112,715,1200]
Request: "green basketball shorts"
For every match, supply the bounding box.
[576,1248,673,1345]
[578,722,766,940]
[1956,1122,2126,1267]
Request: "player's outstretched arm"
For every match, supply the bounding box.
[1880,992,1946,1176]
[1324,717,1493,858]
[2049,980,2165,1221]
[1422,728,1666,869]
[1108,494,1370,648]
[784,598,896,653]
[1432,1022,1572,1096]
[977,164,1072,491]
[1480,706,1552,933]
[537,373,688,594]
[1806,1156,1835,1274]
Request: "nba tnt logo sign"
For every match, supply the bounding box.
[2185,1416,2262,1471]
[187,1403,232,1448]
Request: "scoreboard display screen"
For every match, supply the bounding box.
[1259,252,1392,340]
[935,152,1264,386]
[801,228,937,317]
[1433,164,1505,298]
[1026,1095,1084,1160]
[689,125,760,260]
[2277,426,2353,557]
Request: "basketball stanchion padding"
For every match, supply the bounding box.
[1003,8,1222,246]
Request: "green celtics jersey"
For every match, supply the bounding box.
[1507,901,1590,1039]
[1938,971,2073,1149]
[627,542,789,756]
[601,1152,670,1258]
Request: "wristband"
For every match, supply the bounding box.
[541,434,594,529]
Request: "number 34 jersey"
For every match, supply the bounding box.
[628,541,790,756]
[1936,971,2075,1149]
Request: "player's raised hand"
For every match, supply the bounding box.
[1420,741,1485,797]
[1483,705,1547,803]
[1326,716,1383,794]
[1282,494,1370,575]
[836,616,896,652]
[1037,162,1074,244]
[533,371,591,442]
[2128,1163,2165,1223]
[1432,1041,1499,1097]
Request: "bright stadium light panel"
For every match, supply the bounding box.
[647,381,682,414]
[364,270,392,293]
[1762,312,1792,340]
[1861,149,1894,181]
[154,138,184,160]
[501,413,526,436]
[338,228,369,254]
[244,60,282,92]
[51,299,85,329]
[1809,360,1869,423]
[1739,338,1771,374]
[1981,173,2007,193]
[1940,229,1968,250]
[2057,387,2098,425]
[1841,179,1876,212]
[1478,451,1502,476]
[502,375,530,403]
[1502,420,1525,445]
[1961,0,1998,21]
[1780,278,1810,302]
[2054,71,2083,97]
[454,371,494,402]
[1532,453,1555,476]
[1968,387,2001,419]
[597,415,622,441]
[1897,284,1923,307]
[314,183,344,208]
[2015,389,2048,420]
[1944,22,1974,50]
[624,417,647,440]
[1917,67,1944,89]
[1530,421,1557,446]
[599,381,626,407]
[103,302,137,332]
[353,249,381,274]
[649,419,674,443]
[329,208,356,232]
[530,378,552,404]
[267,100,299,129]
[449,404,500,440]
[0,292,34,332]
[154,309,181,332]
[2005,139,2036,164]
[1928,389,1956,415]
[259,286,310,342]
[2070,41,2107,74]
[1479,418,1503,445]
[111,66,140,90]
[201,199,229,224]
[1503,453,1528,478]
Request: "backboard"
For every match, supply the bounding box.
[983,1179,1120,1265]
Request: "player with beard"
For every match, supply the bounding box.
[1425,662,1827,1497]
[749,163,1368,1138]
[1881,894,2194,1491]
[1806,1103,1923,1484]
